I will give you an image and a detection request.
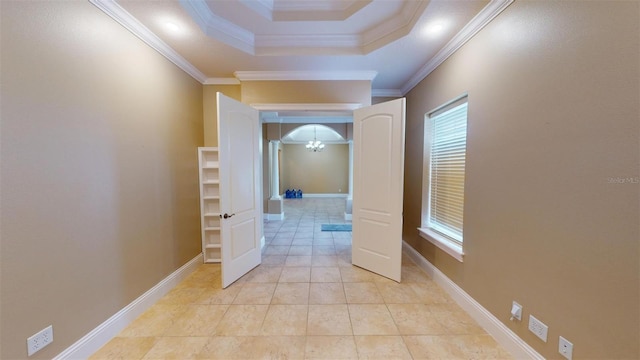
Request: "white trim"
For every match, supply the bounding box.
[261,236,266,249]
[266,212,285,221]
[344,212,353,221]
[251,103,362,112]
[372,89,403,98]
[179,1,429,56]
[418,227,464,262]
[361,0,428,54]
[179,0,256,55]
[53,253,203,360]
[262,116,353,124]
[241,0,368,22]
[402,242,544,360]
[295,193,348,198]
[257,34,361,49]
[400,0,514,95]
[89,0,207,83]
[235,71,377,81]
[204,78,241,85]
[239,0,273,21]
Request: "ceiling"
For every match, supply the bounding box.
[92,0,510,96]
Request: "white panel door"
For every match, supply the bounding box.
[352,98,406,282]
[217,93,263,288]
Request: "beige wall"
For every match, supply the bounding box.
[281,144,349,195]
[403,1,639,359]
[241,80,372,106]
[1,2,203,359]
[203,85,241,147]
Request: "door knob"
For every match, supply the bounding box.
[222,213,235,219]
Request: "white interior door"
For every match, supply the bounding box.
[217,93,263,288]
[352,98,406,282]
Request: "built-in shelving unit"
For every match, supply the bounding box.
[198,147,221,263]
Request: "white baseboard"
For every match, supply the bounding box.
[265,212,284,221]
[402,241,544,360]
[53,253,203,360]
[295,193,348,198]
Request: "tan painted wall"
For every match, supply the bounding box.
[281,144,349,195]
[203,85,241,147]
[241,80,372,106]
[0,2,203,359]
[403,1,639,358]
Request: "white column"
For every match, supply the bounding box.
[270,140,281,199]
[345,140,353,220]
[348,140,353,200]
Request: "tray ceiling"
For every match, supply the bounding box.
[103,0,510,93]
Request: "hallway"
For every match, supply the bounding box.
[90,198,511,359]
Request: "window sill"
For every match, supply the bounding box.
[418,227,464,262]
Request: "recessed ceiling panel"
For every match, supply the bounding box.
[180,0,429,55]
[241,0,372,21]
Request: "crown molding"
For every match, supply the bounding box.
[242,0,371,22]
[362,0,428,53]
[262,115,353,124]
[240,0,274,20]
[234,71,377,81]
[179,0,255,55]
[204,78,241,85]
[251,103,362,111]
[257,34,361,50]
[89,0,207,83]
[372,89,403,97]
[179,0,427,55]
[400,0,514,95]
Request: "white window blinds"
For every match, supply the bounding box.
[428,101,468,243]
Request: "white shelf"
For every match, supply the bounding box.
[198,147,221,264]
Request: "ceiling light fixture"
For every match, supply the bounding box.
[306,126,325,152]
[423,22,445,36]
[164,22,181,34]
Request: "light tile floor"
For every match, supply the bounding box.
[91,198,512,359]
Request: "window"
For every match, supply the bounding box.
[419,96,468,262]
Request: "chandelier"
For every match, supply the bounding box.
[306,126,325,152]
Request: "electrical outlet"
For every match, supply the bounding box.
[559,336,573,360]
[528,315,548,342]
[27,325,53,356]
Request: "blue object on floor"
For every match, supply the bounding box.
[321,223,352,232]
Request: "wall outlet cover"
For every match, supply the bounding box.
[528,315,548,342]
[27,325,53,356]
[559,336,573,360]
